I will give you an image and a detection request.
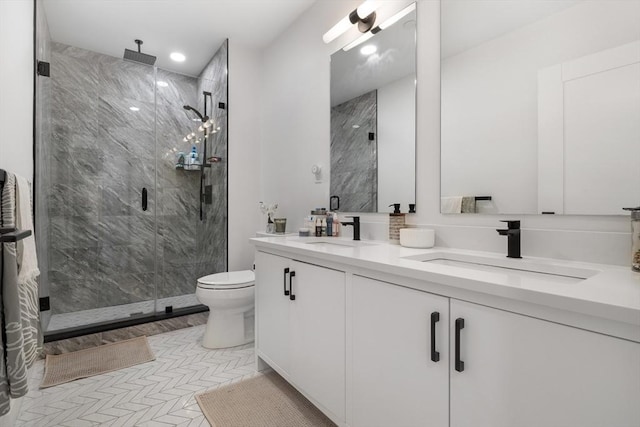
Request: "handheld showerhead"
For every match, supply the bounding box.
[183,105,208,122]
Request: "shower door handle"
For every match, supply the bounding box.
[141,188,148,211]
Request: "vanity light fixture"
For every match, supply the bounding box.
[323,0,378,44]
[343,2,416,52]
[170,52,186,62]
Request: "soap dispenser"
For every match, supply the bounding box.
[623,207,640,272]
[388,203,405,244]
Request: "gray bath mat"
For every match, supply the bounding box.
[40,336,155,388]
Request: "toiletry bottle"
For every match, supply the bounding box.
[321,217,327,236]
[326,214,333,237]
[315,218,322,237]
[389,203,405,244]
[190,146,198,168]
[333,212,340,236]
[623,207,640,272]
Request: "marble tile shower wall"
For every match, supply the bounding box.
[155,40,228,305]
[330,90,377,212]
[46,41,228,316]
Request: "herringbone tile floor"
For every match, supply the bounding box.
[17,325,257,426]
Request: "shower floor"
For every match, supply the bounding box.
[45,294,200,333]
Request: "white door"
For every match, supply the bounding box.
[289,261,346,422]
[538,40,640,214]
[255,251,292,375]
[351,276,449,427]
[450,299,640,427]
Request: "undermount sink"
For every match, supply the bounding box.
[304,238,379,249]
[403,252,600,283]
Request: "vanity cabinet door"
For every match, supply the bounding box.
[255,251,292,375]
[450,299,640,427]
[290,260,346,422]
[351,275,450,427]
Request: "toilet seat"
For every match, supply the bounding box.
[197,270,255,290]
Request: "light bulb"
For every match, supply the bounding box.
[187,134,193,140]
[356,0,377,19]
[198,125,204,132]
[170,52,186,62]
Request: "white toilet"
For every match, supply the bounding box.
[195,270,255,349]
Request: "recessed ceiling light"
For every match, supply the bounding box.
[360,44,377,55]
[129,106,140,111]
[170,52,186,62]
[156,81,169,87]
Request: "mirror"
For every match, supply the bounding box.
[441,0,640,215]
[330,3,417,213]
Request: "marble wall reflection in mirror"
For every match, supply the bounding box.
[330,4,417,213]
[441,0,640,215]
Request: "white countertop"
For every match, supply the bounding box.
[250,236,640,333]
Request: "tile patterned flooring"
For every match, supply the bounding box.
[18,325,258,426]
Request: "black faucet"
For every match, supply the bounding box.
[341,216,360,241]
[496,220,522,258]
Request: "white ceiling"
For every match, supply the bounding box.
[441,0,581,59]
[43,0,316,76]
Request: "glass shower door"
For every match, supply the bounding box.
[44,43,158,332]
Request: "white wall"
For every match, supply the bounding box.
[378,74,416,211]
[228,40,263,270]
[441,1,640,214]
[0,0,34,181]
[260,0,632,266]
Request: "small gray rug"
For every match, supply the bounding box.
[196,371,336,427]
[40,336,155,388]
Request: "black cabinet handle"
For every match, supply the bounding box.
[430,312,440,362]
[289,271,296,301]
[455,318,465,372]
[141,188,148,211]
[283,268,290,296]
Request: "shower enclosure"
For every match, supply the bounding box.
[34,25,228,336]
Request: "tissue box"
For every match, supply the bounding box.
[400,228,435,248]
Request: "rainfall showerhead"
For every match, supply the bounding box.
[123,39,156,66]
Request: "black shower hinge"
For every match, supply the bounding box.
[218,102,226,109]
[37,61,50,77]
[368,132,375,141]
[39,296,50,311]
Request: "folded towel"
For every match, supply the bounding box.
[461,196,477,213]
[441,196,463,214]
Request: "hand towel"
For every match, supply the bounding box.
[15,175,40,282]
[15,175,42,367]
[441,196,463,214]
[461,196,477,213]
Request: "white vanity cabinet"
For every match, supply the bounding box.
[255,251,346,423]
[450,299,640,427]
[351,275,450,427]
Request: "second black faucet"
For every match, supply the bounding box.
[496,220,521,258]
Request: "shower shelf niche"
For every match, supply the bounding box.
[175,163,212,171]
